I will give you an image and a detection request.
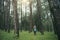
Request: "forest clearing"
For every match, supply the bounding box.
[0,0,60,40]
[0,30,58,40]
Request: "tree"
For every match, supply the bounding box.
[21,1,23,32]
[29,0,33,32]
[36,0,44,35]
[4,0,10,32]
[7,0,10,33]
[47,0,57,34]
[0,0,4,30]
[48,0,60,40]
[12,0,19,37]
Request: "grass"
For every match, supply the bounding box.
[0,30,58,40]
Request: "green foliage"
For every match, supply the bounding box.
[21,19,30,31]
[0,30,58,40]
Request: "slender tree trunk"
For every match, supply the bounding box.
[12,0,19,37]
[21,3,22,32]
[2,0,4,30]
[29,0,33,32]
[7,0,10,33]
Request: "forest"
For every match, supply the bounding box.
[0,0,60,40]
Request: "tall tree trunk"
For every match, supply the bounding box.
[7,0,10,33]
[21,2,22,32]
[29,0,33,32]
[37,0,44,35]
[2,0,4,30]
[12,0,19,37]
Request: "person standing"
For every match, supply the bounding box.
[33,25,37,35]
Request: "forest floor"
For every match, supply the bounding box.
[0,30,58,40]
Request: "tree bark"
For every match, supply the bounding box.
[12,0,19,37]
[29,0,33,32]
[21,3,22,32]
